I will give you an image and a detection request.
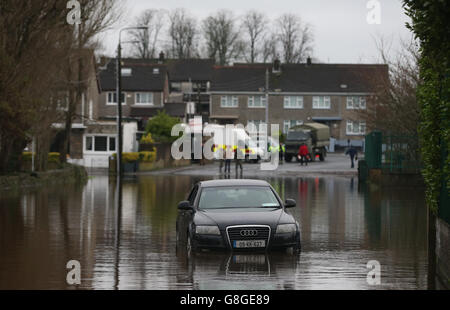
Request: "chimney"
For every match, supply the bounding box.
[158,51,165,64]
[273,58,281,73]
[306,57,312,66]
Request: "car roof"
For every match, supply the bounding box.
[198,179,270,188]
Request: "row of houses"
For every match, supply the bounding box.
[57,52,388,167]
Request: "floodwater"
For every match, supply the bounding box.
[0,173,429,290]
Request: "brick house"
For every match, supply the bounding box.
[62,58,170,167]
[209,60,388,149]
[159,54,214,121]
[66,56,214,167]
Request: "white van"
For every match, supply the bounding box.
[205,124,266,162]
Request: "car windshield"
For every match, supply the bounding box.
[198,186,280,210]
[287,130,309,141]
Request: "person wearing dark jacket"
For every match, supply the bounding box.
[345,145,358,168]
[234,146,243,173]
[298,143,309,166]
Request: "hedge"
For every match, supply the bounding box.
[22,152,61,163]
[112,151,157,163]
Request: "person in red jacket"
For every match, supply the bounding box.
[298,143,309,166]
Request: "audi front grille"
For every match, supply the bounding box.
[226,225,271,247]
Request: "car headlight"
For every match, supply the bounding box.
[276,224,297,234]
[195,225,221,235]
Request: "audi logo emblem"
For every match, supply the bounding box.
[240,229,258,237]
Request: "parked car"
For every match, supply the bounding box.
[176,179,301,255]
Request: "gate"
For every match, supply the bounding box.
[365,131,422,174]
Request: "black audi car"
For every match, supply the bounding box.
[176,179,300,254]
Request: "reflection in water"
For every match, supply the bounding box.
[174,252,299,290]
[0,174,428,289]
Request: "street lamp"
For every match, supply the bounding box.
[116,26,148,176]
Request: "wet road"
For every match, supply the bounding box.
[0,173,428,289]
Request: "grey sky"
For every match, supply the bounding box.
[99,0,412,63]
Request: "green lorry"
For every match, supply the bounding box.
[284,122,330,162]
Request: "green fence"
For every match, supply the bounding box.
[381,134,422,173]
[365,131,382,169]
[365,131,422,174]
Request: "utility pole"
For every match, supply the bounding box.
[116,42,123,176]
[265,68,269,130]
[197,84,201,121]
[116,26,148,176]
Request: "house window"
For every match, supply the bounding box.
[193,82,207,93]
[284,96,303,109]
[247,120,266,133]
[283,120,303,133]
[107,92,126,105]
[86,136,93,151]
[94,136,107,152]
[346,96,366,109]
[220,95,238,108]
[85,135,116,153]
[89,100,93,120]
[346,120,366,135]
[171,82,181,92]
[109,137,116,151]
[248,96,266,108]
[55,91,69,111]
[121,68,132,76]
[312,96,331,109]
[135,92,153,105]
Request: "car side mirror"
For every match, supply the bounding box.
[284,199,296,208]
[178,201,193,211]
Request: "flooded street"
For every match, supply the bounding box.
[0,172,428,290]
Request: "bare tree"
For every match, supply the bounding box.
[58,0,123,163]
[262,32,279,63]
[202,10,243,65]
[129,9,165,59]
[0,1,70,173]
[359,37,420,136]
[276,13,313,63]
[241,10,268,63]
[168,8,198,59]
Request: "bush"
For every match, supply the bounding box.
[48,152,60,163]
[138,151,156,162]
[22,152,33,161]
[22,152,60,163]
[145,111,181,143]
[140,133,154,144]
[404,0,450,213]
[112,151,157,163]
